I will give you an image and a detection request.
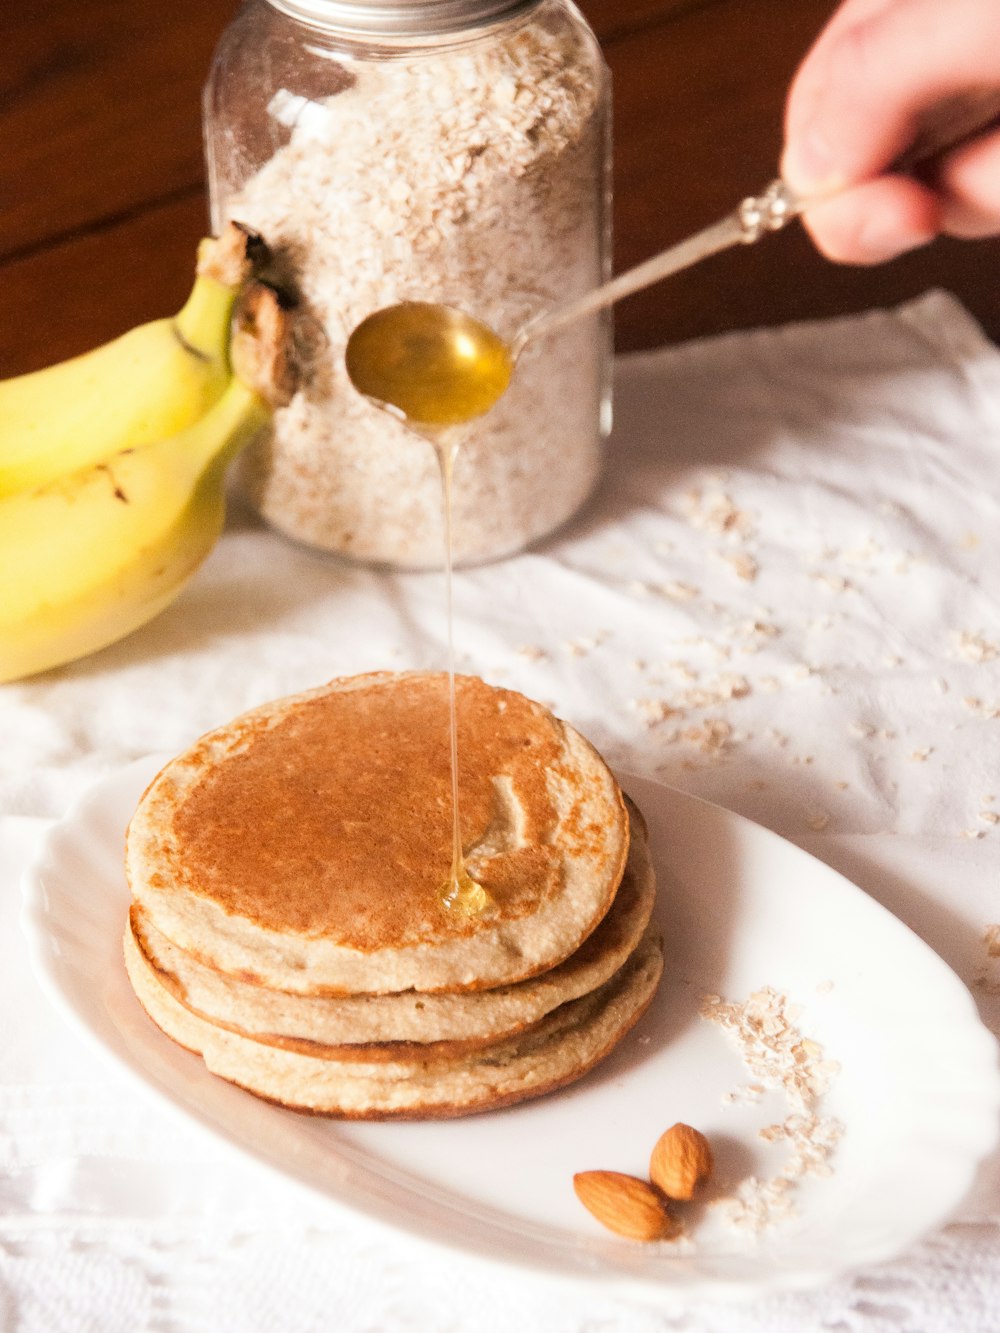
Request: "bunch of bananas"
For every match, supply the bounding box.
[0,224,294,683]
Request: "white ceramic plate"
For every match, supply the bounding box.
[21,758,1000,1308]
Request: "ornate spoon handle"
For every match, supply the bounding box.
[520,91,1000,352]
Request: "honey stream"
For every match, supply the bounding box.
[431,434,494,916]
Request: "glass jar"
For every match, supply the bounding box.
[204,0,611,568]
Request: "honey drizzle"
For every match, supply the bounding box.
[432,434,494,916]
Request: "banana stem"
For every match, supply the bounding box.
[174,222,269,367]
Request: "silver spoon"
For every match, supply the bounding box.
[345,94,1000,428]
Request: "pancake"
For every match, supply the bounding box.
[123,922,664,1118]
[126,672,629,994]
[129,804,655,1051]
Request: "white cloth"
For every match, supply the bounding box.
[2,290,999,1330]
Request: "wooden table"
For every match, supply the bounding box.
[3,0,999,376]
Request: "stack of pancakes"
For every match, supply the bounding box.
[123,673,662,1118]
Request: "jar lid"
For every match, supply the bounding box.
[265,0,540,37]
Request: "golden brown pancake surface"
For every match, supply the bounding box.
[127,673,630,994]
[166,672,568,947]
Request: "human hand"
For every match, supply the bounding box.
[781,0,1000,263]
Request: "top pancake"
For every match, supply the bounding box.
[126,672,629,994]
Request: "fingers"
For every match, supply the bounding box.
[799,174,940,263]
[934,127,1000,237]
[782,0,1000,261]
[785,0,1000,191]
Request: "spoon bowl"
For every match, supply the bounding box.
[344,301,513,427]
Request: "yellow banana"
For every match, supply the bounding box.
[0,285,292,684]
[0,223,266,499]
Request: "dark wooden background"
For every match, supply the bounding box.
[3,0,998,376]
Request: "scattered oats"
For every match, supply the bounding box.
[883,654,903,668]
[766,729,789,748]
[961,531,981,550]
[700,987,839,1111]
[628,580,651,598]
[684,489,753,541]
[909,748,932,762]
[848,722,875,739]
[706,673,750,702]
[746,779,769,791]
[516,644,547,662]
[716,550,759,582]
[562,639,587,658]
[653,539,674,556]
[631,658,646,672]
[757,1111,843,1181]
[656,579,699,602]
[934,678,950,695]
[961,828,987,840]
[681,718,732,756]
[702,988,842,1233]
[985,925,1000,958]
[807,615,835,632]
[834,781,849,791]
[954,632,1000,663]
[986,794,996,804]
[711,1176,798,1233]
[815,979,835,994]
[788,664,815,682]
[878,728,896,741]
[979,811,1000,826]
[805,809,830,832]
[743,620,780,640]
[634,698,678,728]
[878,499,903,517]
[812,572,852,593]
[724,1083,767,1106]
[758,676,780,693]
[843,537,882,563]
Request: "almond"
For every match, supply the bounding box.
[649,1123,713,1201]
[573,1170,680,1241]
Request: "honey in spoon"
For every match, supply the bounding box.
[344,301,514,427]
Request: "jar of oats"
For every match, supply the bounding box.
[204,0,611,568]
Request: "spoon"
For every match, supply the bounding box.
[345,95,1000,428]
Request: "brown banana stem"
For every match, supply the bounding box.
[231,282,297,409]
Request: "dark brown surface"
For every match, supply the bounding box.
[2,0,998,375]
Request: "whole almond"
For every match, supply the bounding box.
[649,1123,713,1201]
[573,1171,680,1241]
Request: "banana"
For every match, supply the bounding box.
[0,223,267,499]
[0,285,293,684]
